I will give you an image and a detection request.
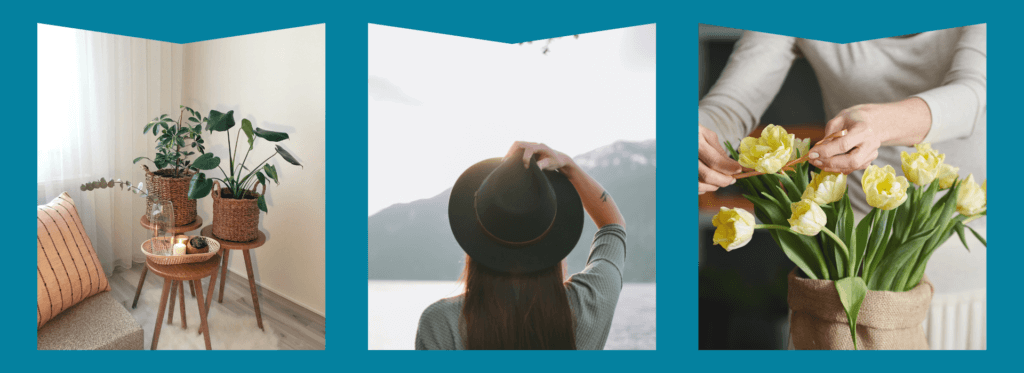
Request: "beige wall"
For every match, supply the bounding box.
[181,24,326,315]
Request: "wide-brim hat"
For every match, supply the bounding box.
[448,150,584,274]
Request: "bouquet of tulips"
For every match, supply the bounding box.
[711,124,987,349]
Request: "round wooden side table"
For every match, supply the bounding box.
[133,216,203,309]
[147,253,221,350]
[200,226,267,330]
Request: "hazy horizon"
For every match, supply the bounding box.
[368,24,656,216]
[367,137,654,216]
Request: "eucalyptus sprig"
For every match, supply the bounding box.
[80,178,149,197]
[186,110,302,213]
[133,106,208,178]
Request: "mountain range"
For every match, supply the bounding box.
[368,139,656,282]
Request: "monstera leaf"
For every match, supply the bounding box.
[206,110,235,132]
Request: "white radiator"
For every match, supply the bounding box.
[924,290,986,350]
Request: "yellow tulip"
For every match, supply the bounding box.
[802,171,847,205]
[739,124,794,174]
[935,163,960,190]
[788,200,828,236]
[712,207,756,251]
[791,137,811,161]
[957,174,987,217]
[861,165,910,210]
[900,143,945,186]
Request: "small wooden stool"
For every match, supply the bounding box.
[201,226,267,330]
[133,216,203,308]
[148,253,221,350]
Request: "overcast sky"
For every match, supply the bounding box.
[368,23,656,216]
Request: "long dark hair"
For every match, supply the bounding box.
[460,255,576,349]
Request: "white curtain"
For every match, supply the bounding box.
[37,24,182,276]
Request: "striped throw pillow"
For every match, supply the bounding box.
[37,192,111,329]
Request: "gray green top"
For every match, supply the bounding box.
[415,224,627,350]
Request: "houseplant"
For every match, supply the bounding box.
[132,106,208,226]
[186,109,302,242]
[711,124,986,350]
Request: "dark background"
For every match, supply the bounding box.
[697,24,826,350]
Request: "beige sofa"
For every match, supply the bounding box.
[37,292,144,350]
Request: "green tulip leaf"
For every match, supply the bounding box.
[966,225,986,247]
[188,173,212,200]
[257,194,268,213]
[254,128,289,142]
[206,110,235,132]
[241,119,255,150]
[835,276,867,350]
[191,153,221,170]
[275,145,302,167]
[954,221,970,252]
[263,164,279,185]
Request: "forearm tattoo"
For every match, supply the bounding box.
[600,191,608,202]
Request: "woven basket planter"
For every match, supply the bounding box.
[144,166,197,226]
[211,181,263,242]
[788,268,932,350]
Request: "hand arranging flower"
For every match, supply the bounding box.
[715,124,986,350]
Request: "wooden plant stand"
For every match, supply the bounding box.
[201,226,268,331]
[147,253,221,350]
[132,216,203,309]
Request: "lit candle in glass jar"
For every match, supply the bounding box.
[173,237,187,256]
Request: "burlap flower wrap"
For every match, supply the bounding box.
[788,268,932,350]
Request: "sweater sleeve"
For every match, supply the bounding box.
[699,31,799,148]
[414,298,459,350]
[564,224,627,350]
[914,24,987,144]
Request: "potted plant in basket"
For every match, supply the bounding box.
[186,109,302,242]
[132,106,209,226]
[710,124,986,350]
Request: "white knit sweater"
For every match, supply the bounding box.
[699,24,986,214]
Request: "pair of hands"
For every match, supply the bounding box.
[699,103,906,194]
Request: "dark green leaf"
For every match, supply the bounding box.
[263,164,279,185]
[188,173,213,199]
[275,145,302,167]
[257,195,268,213]
[242,119,255,150]
[189,116,199,123]
[835,277,867,350]
[133,156,151,164]
[144,122,154,134]
[254,127,289,142]
[256,171,266,186]
[191,153,221,170]
[206,110,235,132]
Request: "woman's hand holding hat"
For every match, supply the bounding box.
[505,141,572,171]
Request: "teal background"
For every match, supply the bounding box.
[2,0,1014,369]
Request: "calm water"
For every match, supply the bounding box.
[368,280,656,350]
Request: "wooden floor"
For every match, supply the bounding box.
[109,263,325,350]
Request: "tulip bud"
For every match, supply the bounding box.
[956,174,987,217]
[935,163,960,190]
[900,143,945,186]
[739,124,795,174]
[861,165,909,210]
[712,207,756,251]
[802,171,847,205]
[788,200,828,236]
